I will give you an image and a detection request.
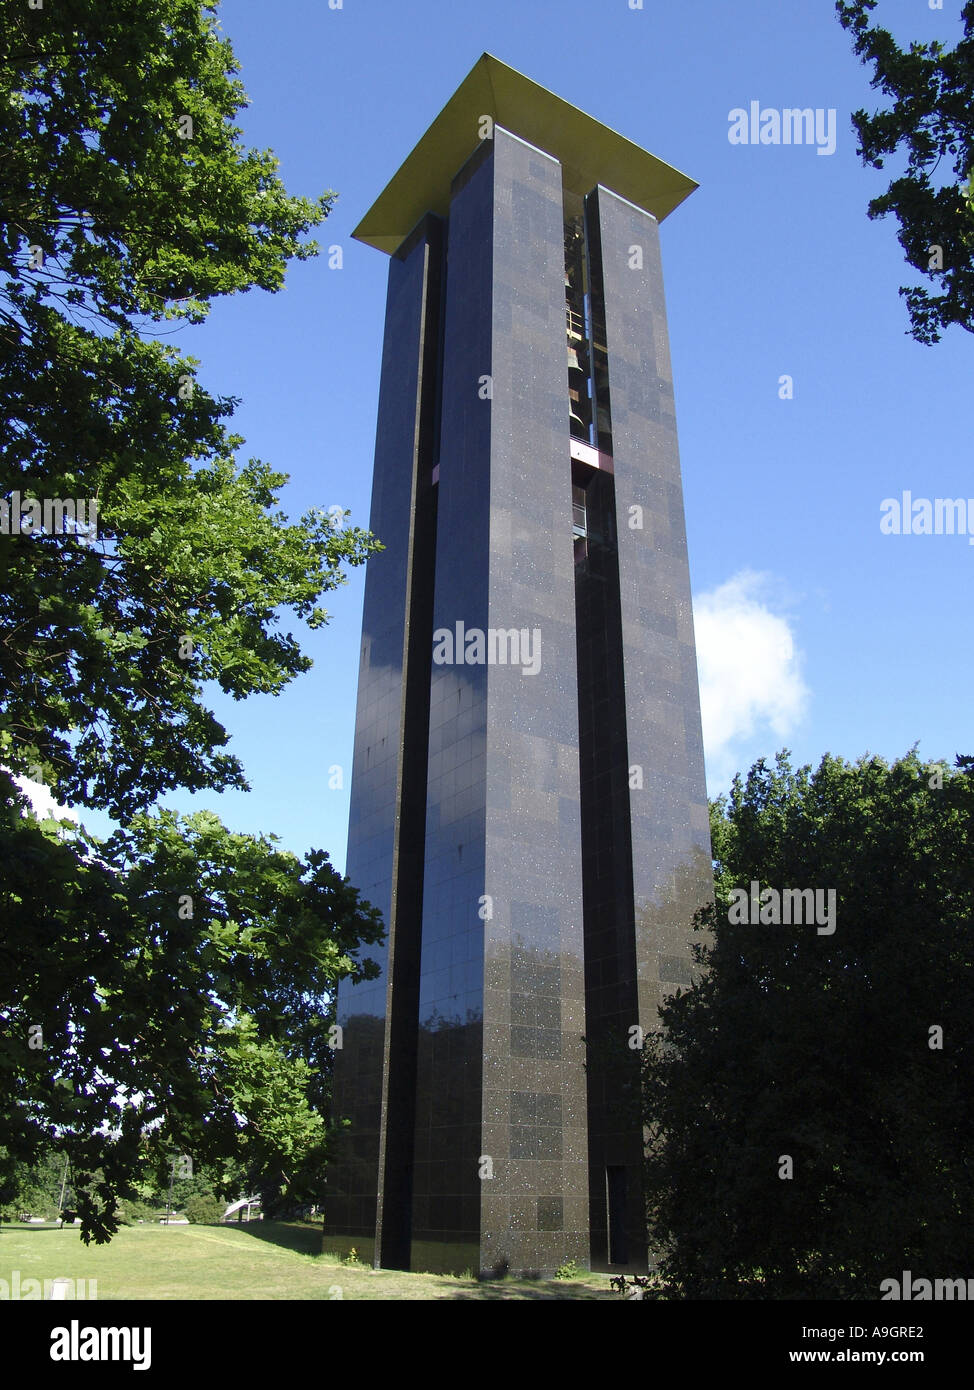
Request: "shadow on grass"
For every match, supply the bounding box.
[218,1224,615,1298]
[445,1280,612,1301]
[0,1225,78,1236]
[214,1220,325,1258]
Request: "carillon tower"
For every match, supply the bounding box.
[326,53,711,1277]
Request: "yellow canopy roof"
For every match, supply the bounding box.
[353,53,698,255]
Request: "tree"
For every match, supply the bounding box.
[836,0,974,343]
[0,794,383,1243]
[183,1192,224,1225]
[0,1146,71,1223]
[642,750,974,1298]
[0,0,385,1243]
[0,0,380,815]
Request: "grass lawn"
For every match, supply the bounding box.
[0,1222,616,1300]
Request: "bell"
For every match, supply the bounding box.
[567,348,581,372]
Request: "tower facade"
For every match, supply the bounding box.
[326,55,712,1277]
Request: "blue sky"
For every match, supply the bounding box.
[66,0,972,868]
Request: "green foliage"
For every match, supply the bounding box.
[643,749,974,1298]
[0,0,381,816]
[836,0,974,342]
[117,1197,156,1225]
[0,1147,71,1222]
[0,1,386,1247]
[183,1193,225,1225]
[0,781,383,1243]
[553,1258,583,1280]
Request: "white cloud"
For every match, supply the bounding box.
[10,772,79,826]
[692,570,808,789]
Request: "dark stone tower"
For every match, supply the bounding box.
[326,54,711,1277]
